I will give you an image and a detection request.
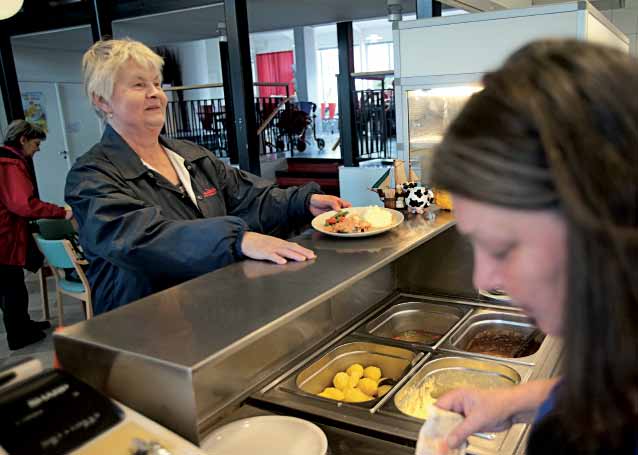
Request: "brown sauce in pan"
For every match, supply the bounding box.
[466,329,541,358]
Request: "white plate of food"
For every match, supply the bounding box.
[311,206,404,238]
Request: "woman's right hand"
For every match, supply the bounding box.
[436,378,558,450]
[435,388,518,449]
[240,232,316,264]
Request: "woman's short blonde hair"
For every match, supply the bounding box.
[82,38,164,120]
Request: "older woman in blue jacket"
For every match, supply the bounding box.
[65,39,349,314]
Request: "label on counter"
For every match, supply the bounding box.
[0,370,122,455]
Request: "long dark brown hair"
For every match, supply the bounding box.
[432,39,638,450]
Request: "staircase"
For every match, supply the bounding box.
[275,158,342,196]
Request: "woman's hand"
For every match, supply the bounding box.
[435,388,518,449]
[241,232,316,265]
[436,378,559,450]
[308,194,351,217]
[64,209,74,220]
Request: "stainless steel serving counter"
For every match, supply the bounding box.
[54,211,459,443]
[54,210,562,454]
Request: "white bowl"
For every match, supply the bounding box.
[202,416,328,455]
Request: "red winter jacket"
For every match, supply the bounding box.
[0,145,66,266]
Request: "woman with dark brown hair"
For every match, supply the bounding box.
[432,40,638,453]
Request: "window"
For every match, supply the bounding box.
[366,42,393,72]
[318,48,339,104]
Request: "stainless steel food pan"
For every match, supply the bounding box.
[444,309,545,363]
[294,341,419,405]
[362,301,469,346]
[393,356,522,421]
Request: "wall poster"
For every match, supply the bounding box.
[22,92,48,133]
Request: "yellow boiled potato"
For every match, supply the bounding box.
[318,387,345,401]
[348,374,361,389]
[377,384,392,398]
[333,372,350,391]
[343,387,373,403]
[363,366,382,381]
[358,377,378,397]
[346,363,364,378]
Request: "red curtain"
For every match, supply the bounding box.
[255,51,295,98]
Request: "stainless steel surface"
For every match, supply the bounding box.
[54,211,455,443]
[369,351,432,415]
[294,341,418,405]
[396,227,484,302]
[362,301,468,346]
[441,309,546,365]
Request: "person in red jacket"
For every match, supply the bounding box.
[0,120,72,350]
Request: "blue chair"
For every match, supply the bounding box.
[35,219,78,319]
[33,234,93,326]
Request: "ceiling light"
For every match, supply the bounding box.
[0,0,23,20]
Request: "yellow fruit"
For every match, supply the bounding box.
[377,384,392,398]
[358,378,378,396]
[363,366,382,381]
[343,387,373,403]
[318,387,345,401]
[346,363,364,378]
[333,372,349,391]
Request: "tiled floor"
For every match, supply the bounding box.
[0,272,87,369]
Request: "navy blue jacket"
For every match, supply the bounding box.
[65,126,320,314]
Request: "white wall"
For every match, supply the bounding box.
[294,26,320,103]
[12,46,84,83]
[204,38,224,99]
[599,6,638,55]
[251,31,294,54]
[164,32,296,102]
[165,40,221,100]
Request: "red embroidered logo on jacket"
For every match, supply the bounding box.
[202,187,217,198]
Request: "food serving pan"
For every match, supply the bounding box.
[284,341,421,409]
[359,301,470,347]
[391,356,524,420]
[440,309,546,365]
[377,355,532,452]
